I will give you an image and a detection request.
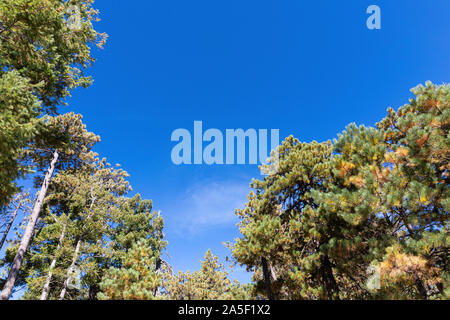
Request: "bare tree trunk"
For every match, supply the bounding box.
[261,257,274,300]
[59,238,81,300]
[40,223,67,300]
[59,190,96,300]
[0,150,59,300]
[0,197,24,252]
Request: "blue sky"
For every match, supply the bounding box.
[14,0,450,285]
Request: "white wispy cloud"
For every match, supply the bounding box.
[165,179,250,235]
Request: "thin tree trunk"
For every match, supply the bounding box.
[0,198,23,252]
[59,190,96,300]
[40,223,67,300]
[153,258,162,297]
[59,238,81,300]
[261,257,274,300]
[0,150,59,300]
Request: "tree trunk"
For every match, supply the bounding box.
[0,150,59,300]
[414,275,428,300]
[0,198,23,252]
[59,191,96,300]
[40,222,67,300]
[59,238,81,300]
[153,258,162,297]
[319,253,340,300]
[261,257,274,300]
[88,284,100,300]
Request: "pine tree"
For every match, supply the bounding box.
[310,124,393,299]
[372,82,449,299]
[0,113,100,300]
[317,82,449,299]
[0,192,31,252]
[230,138,347,299]
[97,195,167,300]
[0,0,106,111]
[20,159,130,300]
[165,250,251,300]
[0,0,106,210]
[229,82,449,300]
[0,71,41,209]
[97,239,163,300]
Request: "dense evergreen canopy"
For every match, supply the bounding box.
[0,0,447,300]
[230,82,449,300]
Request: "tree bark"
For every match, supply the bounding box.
[0,150,59,300]
[261,257,274,300]
[0,197,23,252]
[153,258,162,297]
[88,284,100,300]
[40,222,67,300]
[59,238,81,300]
[319,253,340,300]
[414,275,428,300]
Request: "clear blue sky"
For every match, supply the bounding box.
[50,0,449,283]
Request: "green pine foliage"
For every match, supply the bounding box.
[230,82,449,300]
[98,195,167,300]
[0,0,105,209]
[97,239,163,300]
[164,250,252,300]
[0,71,41,208]
[0,0,447,301]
